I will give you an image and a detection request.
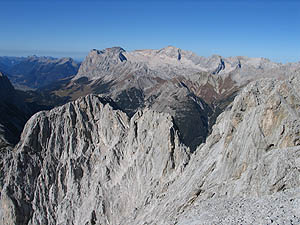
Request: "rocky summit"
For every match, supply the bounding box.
[0,94,190,225]
[0,64,300,224]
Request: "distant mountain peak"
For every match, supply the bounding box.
[158,46,182,60]
[87,47,127,63]
[90,47,126,55]
[162,45,180,50]
[106,46,126,52]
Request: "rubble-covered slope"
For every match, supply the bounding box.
[127,74,300,224]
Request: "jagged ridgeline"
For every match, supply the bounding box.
[32,46,300,151]
[0,47,300,224]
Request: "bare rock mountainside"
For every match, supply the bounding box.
[1,71,300,224]
[40,46,300,151]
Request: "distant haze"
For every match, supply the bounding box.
[0,49,86,61]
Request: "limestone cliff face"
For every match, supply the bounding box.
[0,95,189,225]
[1,73,300,224]
[130,74,300,224]
[190,75,300,198]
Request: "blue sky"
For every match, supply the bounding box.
[0,0,299,62]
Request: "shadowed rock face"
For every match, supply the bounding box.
[0,72,15,97]
[1,72,300,224]
[0,72,33,200]
[0,72,32,146]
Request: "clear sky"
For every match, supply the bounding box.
[0,0,299,62]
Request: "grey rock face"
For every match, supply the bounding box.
[75,46,300,84]
[133,75,300,224]
[77,47,127,81]
[1,73,300,224]
[0,95,189,225]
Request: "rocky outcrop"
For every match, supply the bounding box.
[0,95,190,225]
[124,74,300,224]
[1,72,300,224]
[77,47,127,80]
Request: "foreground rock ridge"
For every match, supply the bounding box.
[0,95,190,224]
[1,71,300,224]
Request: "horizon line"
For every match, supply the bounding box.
[0,47,299,64]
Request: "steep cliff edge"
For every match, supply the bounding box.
[0,95,189,225]
[0,72,32,146]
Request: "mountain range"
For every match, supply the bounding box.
[37,46,300,150]
[0,46,300,224]
[0,56,80,90]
